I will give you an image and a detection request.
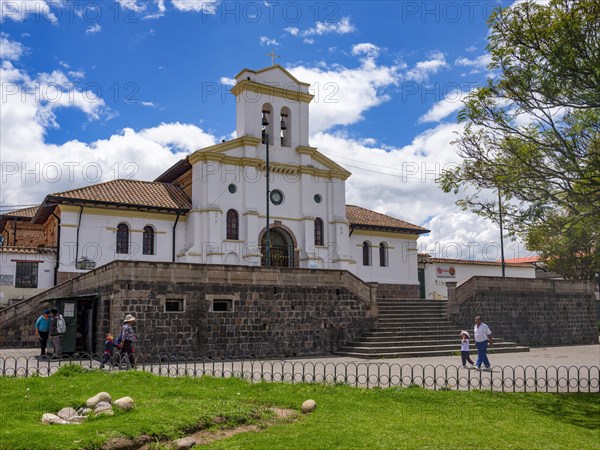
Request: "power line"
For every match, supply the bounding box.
[321,151,441,181]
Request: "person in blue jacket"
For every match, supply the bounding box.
[34,309,51,357]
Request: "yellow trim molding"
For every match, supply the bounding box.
[59,205,186,221]
[234,65,311,87]
[353,229,419,240]
[230,80,314,104]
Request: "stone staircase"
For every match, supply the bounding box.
[335,298,530,359]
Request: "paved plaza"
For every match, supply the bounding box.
[2,344,598,366]
[1,344,598,393]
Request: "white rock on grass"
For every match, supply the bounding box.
[41,413,76,425]
[301,399,317,413]
[114,397,135,410]
[94,401,111,410]
[68,415,88,423]
[174,437,197,449]
[86,392,112,408]
[57,407,78,421]
[77,407,93,416]
[94,403,114,415]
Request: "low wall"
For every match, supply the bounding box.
[447,277,598,346]
[0,261,377,358]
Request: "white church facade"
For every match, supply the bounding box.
[1,65,428,303]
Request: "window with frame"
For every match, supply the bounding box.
[226,209,239,240]
[143,225,155,255]
[362,241,371,266]
[116,223,129,254]
[15,262,38,288]
[314,218,324,246]
[165,299,184,312]
[379,242,388,267]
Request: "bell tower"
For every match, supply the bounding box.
[231,65,314,149]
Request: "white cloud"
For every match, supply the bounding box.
[351,43,380,59]
[219,77,236,86]
[0,33,25,60]
[259,36,279,46]
[455,54,491,69]
[404,52,449,82]
[67,70,85,79]
[140,101,155,107]
[0,0,58,22]
[288,57,401,133]
[310,124,527,260]
[302,16,355,36]
[117,0,146,12]
[171,0,218,13]
[286,16,356,40]
[419,90,468,123]
[0,62,217,208]
[465,45,477,53]
[85,24,102,35]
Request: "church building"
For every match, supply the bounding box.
[1,64,428,302]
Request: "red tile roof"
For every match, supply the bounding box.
[46,179,191,210]
[1,206,38,218]
[425,257,534,268]
[346,205,428,234]
[0,246,56,255]
[503,256,539,264]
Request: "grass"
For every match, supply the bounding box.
[0,365,599,449]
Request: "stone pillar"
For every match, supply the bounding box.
[446,282,457,319]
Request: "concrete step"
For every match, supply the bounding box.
[373,325,458,332]
[379,313,446,319]
[377,300,447,306]
[340,341,522,353]
[333,346,530,359]
[379,306,446,311]
[338,298,530,359]
[358,335,512,344]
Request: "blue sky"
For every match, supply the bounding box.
[0,0,532,260]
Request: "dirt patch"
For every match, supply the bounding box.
[106,407,300,450]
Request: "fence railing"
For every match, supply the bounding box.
[1,354,598,393]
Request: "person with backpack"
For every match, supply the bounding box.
[34,309,51,358]
[49,307,66,359]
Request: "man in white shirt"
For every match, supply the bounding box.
[473,316,493,370]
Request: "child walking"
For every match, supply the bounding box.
[99,333,115,369]
[460,331,475,367]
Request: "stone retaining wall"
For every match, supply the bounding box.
[0,262,378,358]
[447,277,598,346]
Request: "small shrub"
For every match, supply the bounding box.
[52,364,86,377]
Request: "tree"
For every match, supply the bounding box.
[440,0,600,279]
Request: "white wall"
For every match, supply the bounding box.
[57,207,185,274]
[423,262,536,299]
[350,233,420,285]
[0,250,55,306]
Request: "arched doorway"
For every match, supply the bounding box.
[261,227,294,267]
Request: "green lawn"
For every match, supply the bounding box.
[0,365,598,449]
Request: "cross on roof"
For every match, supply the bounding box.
[266,49,280,66]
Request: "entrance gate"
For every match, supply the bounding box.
[260,228,294,267]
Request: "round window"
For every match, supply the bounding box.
[228,184,237,193]
[314,194,322,203]
[270,189,284,205]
